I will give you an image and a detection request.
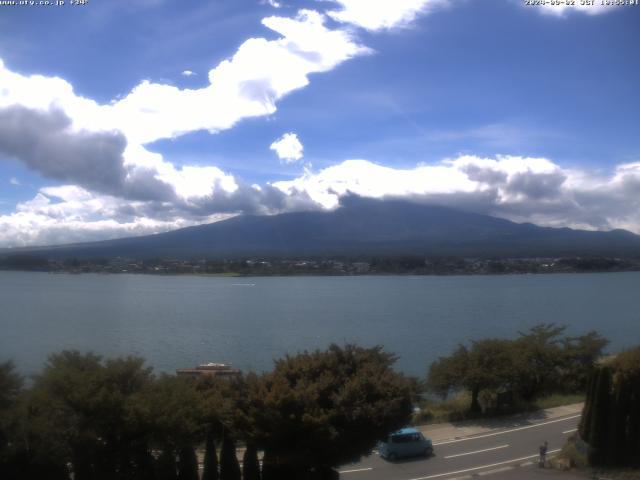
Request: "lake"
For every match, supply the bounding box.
[1,271,638,378]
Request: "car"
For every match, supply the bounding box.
[378,427,433,461]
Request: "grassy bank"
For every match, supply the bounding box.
[412,392,584,425]
[556,439,640,480]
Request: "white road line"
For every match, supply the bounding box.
[562,428,578,434]
[339,467,373,474]
[408,449,561,480]
[444,444,509,459]
[433,415,581,446]
[478,466,513,476]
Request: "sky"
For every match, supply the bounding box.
[0,0,639,247]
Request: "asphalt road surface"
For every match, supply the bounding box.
[339,413,581,480]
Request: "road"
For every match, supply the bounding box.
[339,410,581,480]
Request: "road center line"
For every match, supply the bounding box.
[407,449,561,480]
[563,428,578,434]
[444,444,509,459]
[433,414,581,445]
[339,467,373,474]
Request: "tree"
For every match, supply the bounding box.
[427,340,516,413]
[242,443,260,480]
[513,324,566,400]
[220,434,241,480]
[579,346,640,467]
[246,344,415,479]
[26,351,156,480]
[464,339,516,413]
[560,331,608,393]
[0,361,22,411]
[426,345,468,399]
[0,361,27,480]
[587,366,612,465]
[608,347,640,467]
[201,428,219,480]
[156,449,178,480]
[177,445,199,480]
[133,374,205,479]
[427,325,607,413]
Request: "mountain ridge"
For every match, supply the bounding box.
[4,198,640,259]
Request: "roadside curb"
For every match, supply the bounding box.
[432,454,560,480]
[416,403,584,444]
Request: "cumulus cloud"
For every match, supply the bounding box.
[0,188,223,248]
[270,132,304,163]
[327,0,449,31]
[181,70,196,77]
[9,177,21,186]
[0,8,368,224]
[274,155,640,234]
[537,3,611,16]
[2,154,640,247]
[0,106,128,195]
[0,11,367,147]
[0,3,633,248]
[101,10,367,145]
[0,8,368,208]
[0,177,321,247]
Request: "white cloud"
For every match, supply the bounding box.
[0,9,367,213]
[264,0,282,7]
[2,154,640,246]
[9,177,20,186]
[0,186,233,248]
[537,4,611,16]
[0,11,367,147]
[274,155,640,233]
[326,0,449,31]
[181,70,196,77]
[0,4,633,247]
[270,132,304,163]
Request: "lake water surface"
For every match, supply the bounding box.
[1,271,639,378]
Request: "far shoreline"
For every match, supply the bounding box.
[3,267,640,278]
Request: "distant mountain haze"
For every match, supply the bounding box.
[7,198,640,259]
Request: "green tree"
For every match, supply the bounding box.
[0,361,21,411]
[427,324,606,414]
[25,351,157,479]
[426,345,468,399]
[242,443,260,480]
[464,339,516,413]
[560,331,608,393]
[427,340,516,413]
[513,324,566,400]
[247,344,415,479]
[579,347,640,467]
[609,347,640,467]
[0,361,28,480]
[132,374,205,478]
[220,434,241,480]
[177,445,199,480]
[587,366,612,465]
[201,428,219,480]
[156,449,178,480]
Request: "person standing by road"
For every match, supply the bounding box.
[538,441,548,467]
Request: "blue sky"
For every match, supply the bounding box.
[0,0,639,246]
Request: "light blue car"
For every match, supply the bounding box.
[378,427,433,461]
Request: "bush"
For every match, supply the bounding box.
[414,392,473,424]
[559,438,588,469]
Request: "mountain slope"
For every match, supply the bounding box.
[9,198,640,259]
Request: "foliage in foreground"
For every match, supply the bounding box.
[426,324,608,414]
[0,344,415,480]
[414,392,585,425]
[579,346,640,468]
